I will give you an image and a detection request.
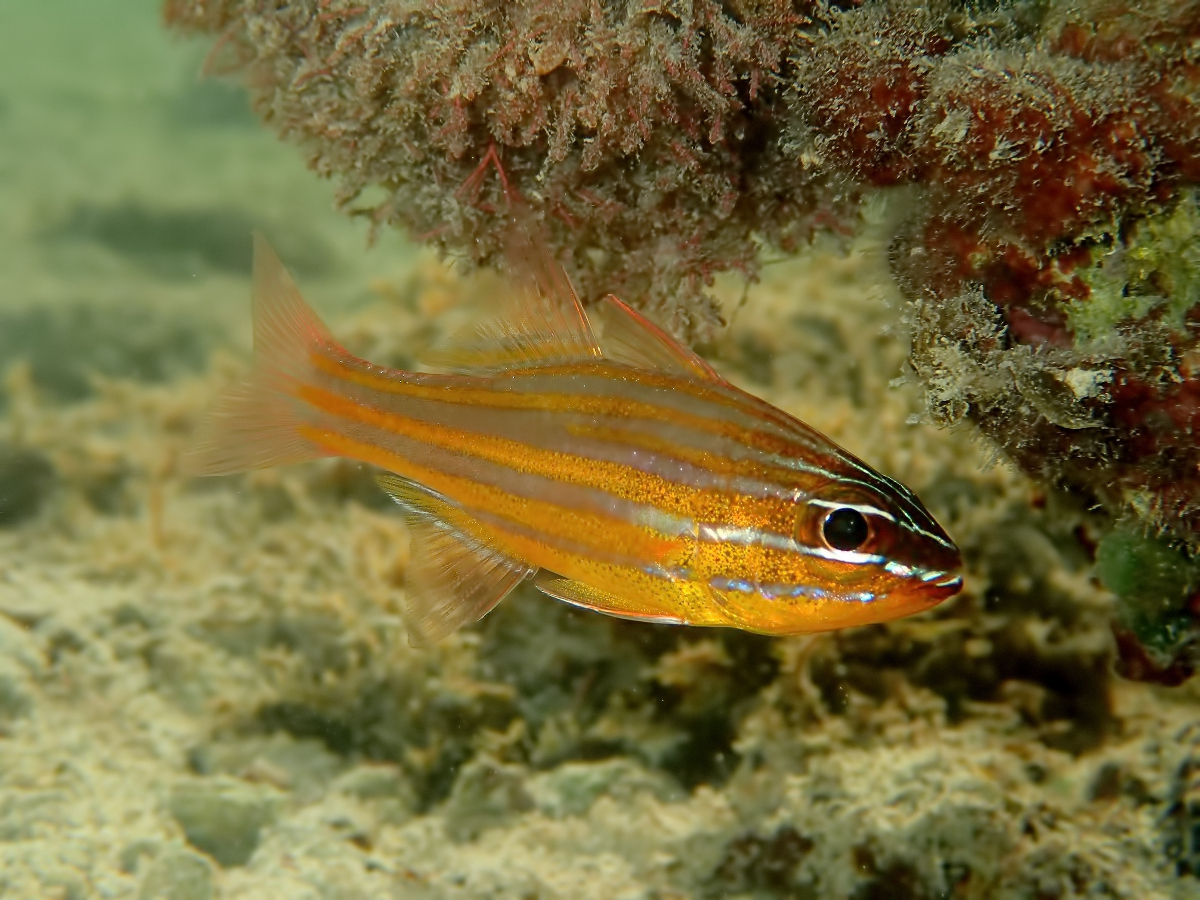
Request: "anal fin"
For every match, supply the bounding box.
[534,573,686,626]
[377,473,534,645]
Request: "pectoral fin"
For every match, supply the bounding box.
[534,573,686,625]
[377,473,534,645]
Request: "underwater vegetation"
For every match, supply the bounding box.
[7,0,1200,889]
[162,0,1200,679]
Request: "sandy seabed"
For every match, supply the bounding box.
[0,4,1198,899]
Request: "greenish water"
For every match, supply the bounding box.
[1,4,1198,900]
[0,1,414,363]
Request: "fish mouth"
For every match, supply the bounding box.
[917,570,964,602]
[877,570,962,619]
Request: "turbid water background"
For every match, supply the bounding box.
[1,3,1199,899]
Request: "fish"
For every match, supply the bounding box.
[185,228,962,644]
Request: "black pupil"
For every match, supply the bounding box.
[823,507,869,551]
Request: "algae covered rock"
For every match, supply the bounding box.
[331,762,418,826]
[167,777,282,867]
[774,745,1015,897]
[163,0,840,340]
[187,733,345,804]
[0,443,55,527]
[1095,524,1200,683]
[441,756,533,842]
[137,849,214,900]
[526,757,681,819]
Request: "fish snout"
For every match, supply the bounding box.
[918,568,965,602]
[908,535,964,602]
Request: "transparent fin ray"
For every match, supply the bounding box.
[534,573,686,625]
[377,473,534,644]
[184,233,334,475]
[591,294,723,382]
[249,231,336,374]
[420,210,602,373]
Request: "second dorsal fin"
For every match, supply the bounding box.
[420,210,603,374]
[591,294,724,382]
[421,205,722,382]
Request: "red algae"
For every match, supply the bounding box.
[823,2,1200,548]
[163,0,853,340]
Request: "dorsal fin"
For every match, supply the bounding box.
[376,473,534,645]
[420,210,603,373]
[591,294,724,382]
[250,232,335,376]
[420,207,721,382]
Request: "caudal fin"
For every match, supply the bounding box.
[183,233,336,476]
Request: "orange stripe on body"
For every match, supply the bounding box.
[297,425,691,575]
[297,382,792,531]
[309,353,833,470]
[565,421,800,482]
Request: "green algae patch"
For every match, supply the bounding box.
[1066,191,1200,348]
[0,444,56,527]
[1095,524,1200,667]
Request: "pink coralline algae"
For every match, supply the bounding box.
[164,0,856,339]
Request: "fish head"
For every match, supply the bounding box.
[791,472,962,629]
[709,471,962,634]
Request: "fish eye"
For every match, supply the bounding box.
[822,507,869,552]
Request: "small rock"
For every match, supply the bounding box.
[332,762,417,825]
[0,444,55,527]
[527,758,682,818]
[188,733,343,804]
[442,756,532,841]
[138,850,214,900]
[168,777,281,867]
[0,672,31,722]
[119,839,160,874]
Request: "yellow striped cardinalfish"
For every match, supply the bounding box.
[186,230,962,644]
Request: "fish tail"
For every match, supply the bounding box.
[183,233,339,476]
